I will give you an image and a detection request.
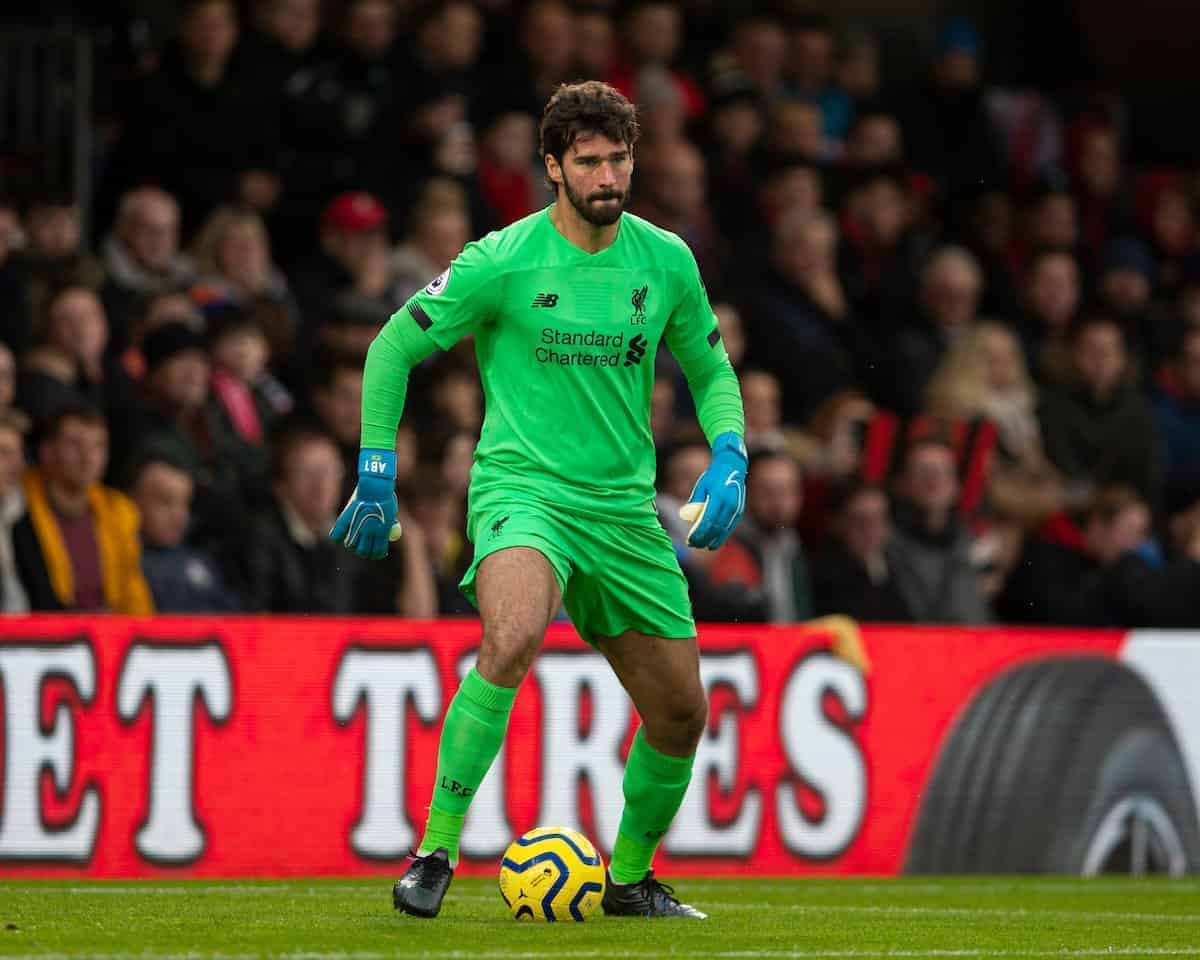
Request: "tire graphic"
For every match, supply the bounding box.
[905,656,1200,874]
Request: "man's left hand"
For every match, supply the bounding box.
[679,432,748,549]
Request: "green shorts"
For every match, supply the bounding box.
[458,500,696,646]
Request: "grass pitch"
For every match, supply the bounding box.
[0,876,1197,959]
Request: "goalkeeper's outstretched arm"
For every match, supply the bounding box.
[360,311,440,449]
[329,311,438,558]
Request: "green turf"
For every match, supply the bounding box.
[0,876,1197,958]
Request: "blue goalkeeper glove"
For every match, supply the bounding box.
[678,431,748,549]
[329,448,403,559]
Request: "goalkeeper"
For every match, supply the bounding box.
[332,80,746,920]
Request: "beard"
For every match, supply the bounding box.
[562,174,627,227]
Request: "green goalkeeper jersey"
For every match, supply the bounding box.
[394,207,738,521]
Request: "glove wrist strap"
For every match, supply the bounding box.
[358,447,397,480]
[712,431,747,463]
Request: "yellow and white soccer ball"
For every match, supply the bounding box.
[498,826,606,921]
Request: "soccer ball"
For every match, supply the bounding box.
[498,826,606,921]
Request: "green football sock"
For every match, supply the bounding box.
[419,668,517,865]
[609,727,695,884]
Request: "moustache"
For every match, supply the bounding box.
[588,192,623,202]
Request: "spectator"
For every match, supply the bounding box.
[428,357,483,435]
[309,307,385,366]
[241,424,380,612]
[132,456,239,611]
[473,104,540,229]
[608,0,703,121]
[306,348,365,495]
[190,206,300,361]
[403,0,483,108]
[393,181,472,304]
[279,0,404,234]
[812,480,912,621]
[736,152,823,251]
[786,14,846,145]
[127,321,259,543]
[440,430,476,501]
[1068,119,1127,261]
[291,192,397,340]
[241,0,323,93]
[101,188,196,346]
[1151,326,1200,490]
[1018,183,1079,271]
[633,65,689,152]
[925,321,1040,462]
[881,246,983,415]
[15,191,105,324]
[739,369,810,459]
[800,388,876,486]
[888,437,989,623]
[394,2,484,204]
[838,166,917,313]
[117,288,205,382]
[843,108,905,168]
[571,3,615,80]
[702,75,765,237]
[716,12,788,101]
[786,14,836,100]
[709,448,812,623]
[505,0,575,109]
[901,17,1002,192]
[15,345,75,427]
[237,0,324,248]
[1136,171,1197,295]
[0,411,30,612]
[767,98,826,162]
[112,0,280,233]
[13,405,154,613]
[241,423,341,610]
[1018,249,1082,386]
[405,464,469,616]
[1039,314,1163,507]
[0,343,17,416]
[1096,236,1166,369]
[823,30,881,143]
[632,139,728,294]
[28,285,137,428]
[956,185,1019,319]
[1000,486,1200,627]
[207,306,291,453]
[1073,487,1200,627]
[742,208,857,424]
[0,199,31,354]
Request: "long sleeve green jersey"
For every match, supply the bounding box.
[364,206,743,521]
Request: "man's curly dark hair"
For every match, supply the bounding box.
[539,81,640,170]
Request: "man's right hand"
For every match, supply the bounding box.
[330,449,402,559]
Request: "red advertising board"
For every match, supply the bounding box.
[1,616,1196,878]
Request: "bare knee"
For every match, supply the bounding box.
[642,689,708,757]
[476,623,542,687]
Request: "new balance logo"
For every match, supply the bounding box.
[531,293,559,308]
[624,334,647,367]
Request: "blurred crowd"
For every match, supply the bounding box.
[0,0,1198,627]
